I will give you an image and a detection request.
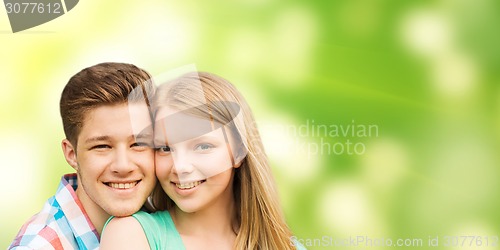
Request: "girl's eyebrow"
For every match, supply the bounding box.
[191,134,220,141]
[154,138,169,146]
[184,132,223,143]
[153,133,221,146]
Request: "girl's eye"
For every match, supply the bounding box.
[156,146,171,153]
[195,143,214,151]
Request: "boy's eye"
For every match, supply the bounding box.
[132,142,150,148]
[91,144,110,150]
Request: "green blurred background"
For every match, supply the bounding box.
[1,0,499,249]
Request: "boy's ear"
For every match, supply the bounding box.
[62,139,78,171]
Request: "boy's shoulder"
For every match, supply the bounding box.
[8,174,99,250]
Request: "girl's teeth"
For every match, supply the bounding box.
[176,181,202,189]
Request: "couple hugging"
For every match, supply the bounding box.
[9,62,305,250]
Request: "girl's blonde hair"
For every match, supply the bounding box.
[150,72,296,249]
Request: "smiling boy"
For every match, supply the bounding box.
[9,62,157,249]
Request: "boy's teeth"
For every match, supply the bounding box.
[176,181,202,189]
[109,182,138,189]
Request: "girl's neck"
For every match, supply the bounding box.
[169,182,240,249]
[171,192,238,238]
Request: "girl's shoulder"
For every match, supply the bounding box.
[133,210,185,249]
[100,216,149,249]
[133,210,174,227]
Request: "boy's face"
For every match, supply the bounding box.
[63,103,155,218]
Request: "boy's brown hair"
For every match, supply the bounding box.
[60,62,154,147]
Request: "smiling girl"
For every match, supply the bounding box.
[100,72,304,250]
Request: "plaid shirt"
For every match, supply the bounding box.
[9,174,100,250]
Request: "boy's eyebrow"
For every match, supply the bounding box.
[84,133,153,144]
[134,132,153,140]
[84,135,110,144]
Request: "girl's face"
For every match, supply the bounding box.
[154,107,240,213]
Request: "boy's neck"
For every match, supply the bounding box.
[75,186,110,235]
